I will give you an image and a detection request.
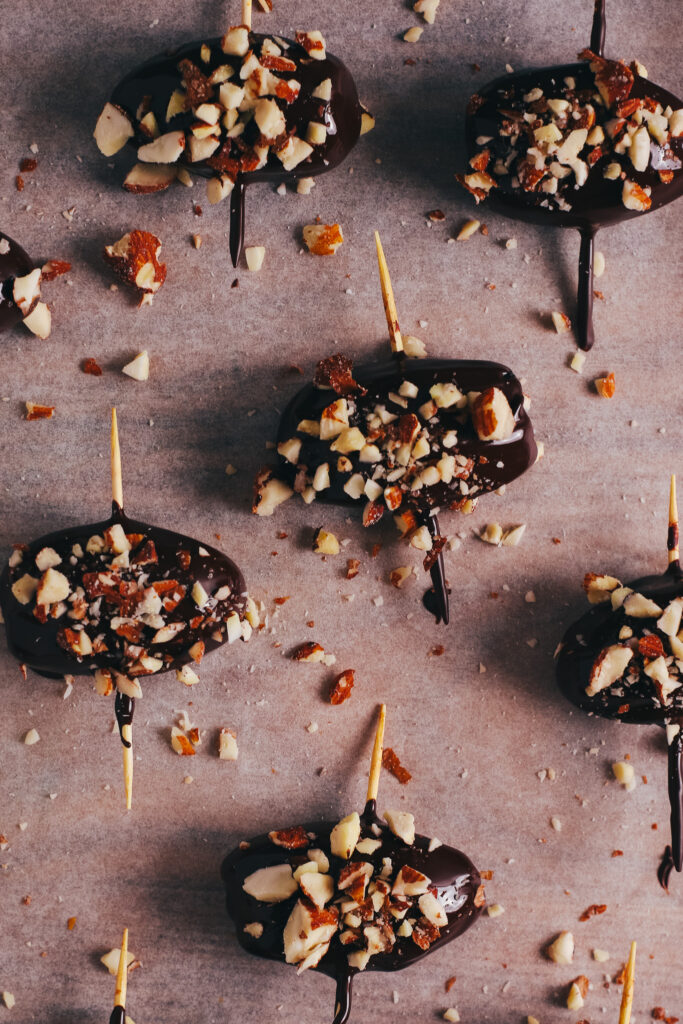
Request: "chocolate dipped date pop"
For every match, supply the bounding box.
[222,705,483,1024]
[556,477,683,886]
[0,231,69,340]
[94,0,367,266]
[0,410,258,808]
[459,0,683,350]
[253,233,537,624]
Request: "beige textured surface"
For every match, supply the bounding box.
[1,0,682,1020]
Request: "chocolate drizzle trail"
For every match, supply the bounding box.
[0,500,248,748]
[109,33,362,266]
[557,558,683,881]
[115,690,134,748]
[276,357,536,623]
[0,232,34,332]
[464,0,683,350]
[222,799,482,1023]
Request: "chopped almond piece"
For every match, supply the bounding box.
[303,224,343,255]
[594,372,615,398]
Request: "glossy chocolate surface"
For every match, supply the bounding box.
[0,501,248,679]
[0,232,34,331]
[222,800,481,1023]
[109,32,362,264]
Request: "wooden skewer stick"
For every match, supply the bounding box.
[374,232,403,355]
[366,703,386,804]
[114,928,129,1011]
[111,409,133,811]
[242,0,252,30]
[618,940,636,1024]
[111,408,123,510]
[669,474,679,565]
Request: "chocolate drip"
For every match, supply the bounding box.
[115,691,135,748]
[668,524,680,556]
[668,723,683,872]
[657,846,675,891]
[423,514,449,625]
[221,803,482,1023]
[109,33,362,262]
[576,227,595,351]
[109,1007,125,1024]
[0,500,247,681]
[230,179,247,268]
[590,0,606,57]
[0,232,34,332]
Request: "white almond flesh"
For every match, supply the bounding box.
[330,812,361,859]
[547,930,574,964]
[245,246,266,272]
[657,597,683,637]
[13,269,42,315]
[586,644,633,696]
[218,728,239,760]
[308,848,330,872]
[101,947,136,974]
[623,592,662,618]
[418,891,448,926]
[122,351,150,381]
[383,810,415,845]
[242,863,297,902]
[299,871,335,908]
[254,98,286,140]
[94,103,134,156]
[23,302,51,340]
[471,387,516,441]
[36,568,70,606]
[207,176,234,204]
[123,163,177,193]
[35,547,61,571]
[283,899,337,963]
[138,132,185,164]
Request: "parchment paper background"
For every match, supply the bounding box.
[1,0,682,1019]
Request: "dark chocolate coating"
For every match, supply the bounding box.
[0,501,247,679]
[463,0,683,350]
[556,560,683,876]
[0,232,34,331]
[109,1007,125,1024]
[221,800,481,1023]
[276,356,536,623]
[108,32,362,265]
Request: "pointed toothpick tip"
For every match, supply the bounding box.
[366,703,386,804]
[374,232,403,355]
[111,408,123,510]
[114,927,129,1010]
[668,474,679,565]
[618,940,636,1024]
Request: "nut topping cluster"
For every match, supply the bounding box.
[460,51,682,213]
[241,809,471,974]
[581,574,683,709]
[94,28,343,200]
[254,354,519,546]
[8,521,257,688]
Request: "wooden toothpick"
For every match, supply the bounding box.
[242,0,252,30]
[114,928,129,1011]
[669,475,679,565]
[366,704,386,804]
[111,408,123,510]
[374,232,403,355]
[618,940,636,1024]
[111,409,133,810]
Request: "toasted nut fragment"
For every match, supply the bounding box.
[389,566,414,589]
[594,372,615,398]
[100,947,136,975]
[138,131,185,164]
[1,993,15,1010]
[292,642,325,663]
[567,975,589,1010]
[176,664,200,686]
[570,351,586,373]
[123,163,177,193]
[583,572,621,603]
[297,176,316,194]
[360,111,375,136]
[612,760,635,789]
[330,812,361,859]
[23,728,40,745]
[383,810,415,845]
[551,311,572,334]
[243,922,263,938]
[382,747,412,784]
[403,26,423,42]
[207,175,234,204]
[487,903,505,917]
[94,102,134,156]
[25,402,55,421]
[23,302,51,340]
[471,387,515,441]
[623,591,662,617]
[480,523,503,546]
[171,726,196,756]
[245,246,266,272]
[586,644,633,696]
[12,574,38,605]
[303,223,344,256]
[594,251,606,277]
[252,469,293,516]
[502,524,526,547]
[414,0,440,22]
[313,528,340,555]
[622,179,651,211]
[122,350,150,381]
[442,1011,460,1024]
[547,930,574,964]
[13,268,41,316]
[104,231,166,303]
[456,218,481,240]
[299,871,335,909]
[218,727,238,761]
[37,568,70,605]
[329,669,355,705]
[242,863,298,902]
